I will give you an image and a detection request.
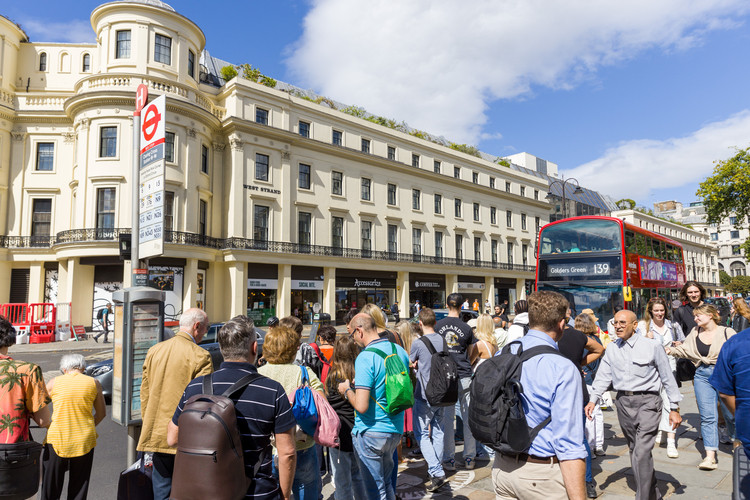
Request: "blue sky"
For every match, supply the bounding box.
[6,0,750,208]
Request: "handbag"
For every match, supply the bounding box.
[0,440,43,500]
[289,366,319,436]
[117,453,154,500]
[310,386,340,448]
[675,358,696,382]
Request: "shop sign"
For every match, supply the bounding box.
[292,280,323,290]
[336,276,397,288]
[354,278,381,287]
[247,278,278,289]
[412,280,442,289]
[458,282,485,290]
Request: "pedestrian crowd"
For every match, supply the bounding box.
[3,280,750,500]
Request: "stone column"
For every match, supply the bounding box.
[227,260,247,317]
[28,263,44,303]
[277,264,292,318]
[445,273,458,295]
[0,261,11,303]
[484,275,495,309]
[323,266,336,319]
[60,258,95,327]
[227,136,245,237]
[397,271,409,319]
[183,258,198,312]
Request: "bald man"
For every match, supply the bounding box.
[586,310,682,500]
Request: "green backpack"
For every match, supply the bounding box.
[365,343,414,415]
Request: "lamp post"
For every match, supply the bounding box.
[547,177,583,219]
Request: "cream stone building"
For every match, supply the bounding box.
[0,1,550,328]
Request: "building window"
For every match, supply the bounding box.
[434,160,441,174]
[388,146,396,160]
[732,245,741,255]
[39,52,47,71]
[520,186,526,197]
[535,216,541,234]
[201,145,209,174]
[332,216,344,250]
[413,228,422,256]
[412,154,420,168]
[474,237,481,261]
[472,172,478,184]
[730,216,737,225]
[99,126,117,157]
[534,189,539,200]
[256,108,268,125]
[298,212,311,247]
[82,53,91,72]
[199,200,207,236]
[154,34,172,65]
[522,244,528,266]
[299,121,310,138]
[434,194,442,214]
[521,213,527,230]
[361,138,370,153]
[412,189,421,210]
[165,132,175,162]
[332,171,343,195]
[188,50,195,78]
[473,203,480,222]
[361,221,372,252]
[506,181,511,193]
[454,166,460,179]
[491,239,498,264]
[31,199,52,242]
[299,164,311,190]
[255,153,269,181]
[254,205,269,242]
[387,183,397,205]
[388,224,398,255]
[164,191,175,231]
[490,177,495,189]
[435,231,443,259]
[731,230,740,239]
[506,210,513,227]
[455,199,462,218]
[710,233,718,241]
[35,143,54,171]
[361,178,371,201]
[507,242,514,265]
[332,130,342,146]
[455,234,463,261]
[116,30,131,58]
[490,207,497,225]
[96,188,116,230]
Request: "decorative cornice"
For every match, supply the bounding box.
[11,131,24,141]
[187,128,197,138]
[229,136,244,151]
[212,142,226,152]
[62,131,75,143]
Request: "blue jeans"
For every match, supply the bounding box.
[443,376,476,462]
[151,452,174,500]
[273,446,321,500]
[352,431,401,500]
[414,398,446,478]
[329,447,367,500]
[584,433,593,483]
[694,364,736,451]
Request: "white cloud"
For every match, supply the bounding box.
[562,110,750,201]
[286,0,749,143]
[20,19,94,43]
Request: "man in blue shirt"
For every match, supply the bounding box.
[492,291,587,500]
[338,313,410,500]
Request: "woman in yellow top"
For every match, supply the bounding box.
[42,354,106,500]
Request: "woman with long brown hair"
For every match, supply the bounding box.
[731,297,750,333]
[325,335,366,500]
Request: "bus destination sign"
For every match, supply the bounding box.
[547,262,612,277]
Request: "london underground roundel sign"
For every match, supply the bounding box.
[139,95,165,154]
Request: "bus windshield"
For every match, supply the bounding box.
[540,219,622,255]
[537,284,624,332]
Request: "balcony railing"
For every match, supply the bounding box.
[0,229,537,272]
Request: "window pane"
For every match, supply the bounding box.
[82,53,91,72]
[97,188,116,229]
[412,154,419,167]
[332,171,342,195]
[165,132,175,162]
[387,184,396,205]
[188,50,195,78]
[361,178,371,200]
[36,143,54,171]
[434,194,442,214]
[201,145,209,174]
[434,160,441,174]
[361,139,370,153]
[39,52,47,71]
[116,30,131,58]
[99,127,117,157]
[299,121,310,138]
[32,199,52,237]
[412,189,420,210]
[256,108,268,125]
[255,154,269,181]
[164,191,175,231]
[298,212,311,246]
[299,164,311,189]
[254,206,269,241]
[154,34,172,64]
[332,130,342,146]
[388,146,396,160]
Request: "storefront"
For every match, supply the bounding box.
[409,273,446,312]
[291,266,324,324]
[335,269,397,324]
[247,263,277,325]
[457,275,485,309]
[494,277,517,313]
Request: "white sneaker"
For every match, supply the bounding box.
[654,431,662,446]
[667,442,679,458]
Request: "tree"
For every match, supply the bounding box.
[697,147,750,258]
[220,65,238,82]
[720,270,732,286]
[616,199,636,210]
[726,275,750,295]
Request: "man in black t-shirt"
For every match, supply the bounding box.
[435,293,477,470]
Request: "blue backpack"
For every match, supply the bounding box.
[291,366,318,436]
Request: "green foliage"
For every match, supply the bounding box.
[698,147,750,228]
[616,199,636,210]
[259,75,277,88]
[450,143,481,157]
[409,130,427,140]
[239,63,262,82]
[495,158,510,167]
[220,65,238,82]
[720,270,733,286]
[726,275,750,295]
[341,105,368,118]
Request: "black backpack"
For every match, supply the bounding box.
[172,373,265,500]
[419,335,459,407]
[468,340,564,454]
[512,320,530,336]
[96,308,105,321]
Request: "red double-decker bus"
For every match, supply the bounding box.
[535,216,687,331]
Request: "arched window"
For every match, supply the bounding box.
[730,261,746,277]
[82,53,91,72]
[39,52,47,71]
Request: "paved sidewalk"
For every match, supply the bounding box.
[321,381,735,499]
[9,337,112,354]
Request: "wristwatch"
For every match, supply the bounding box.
[670,406,680,412]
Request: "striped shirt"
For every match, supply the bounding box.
[173,362,296,499]
[45,371,98,457]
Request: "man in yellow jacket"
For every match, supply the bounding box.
[137,308,213,500]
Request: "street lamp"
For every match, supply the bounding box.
[547,177,584,219]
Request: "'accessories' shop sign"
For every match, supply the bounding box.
[337,277,397,288]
